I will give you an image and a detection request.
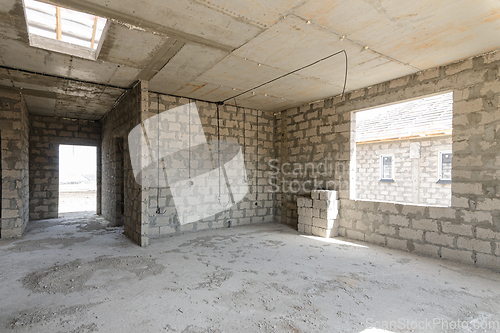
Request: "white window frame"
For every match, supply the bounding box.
[438,150,452,183]
[380,154,395,182]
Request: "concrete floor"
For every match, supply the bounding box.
[59,190,97,213]
[1,213,500,333]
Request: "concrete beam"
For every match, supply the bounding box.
[0,86,57,99]
[136,39,186,81]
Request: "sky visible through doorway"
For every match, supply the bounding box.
[59,145,96,184]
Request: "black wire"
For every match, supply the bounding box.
[156,94,160,214]
[217,104,221,201]
[255,112,259,201]
[233,98,247,183]
[233,98,246,158]
[221,50,348,103]
[0,65,125,90]
[242,104,245,161]
[342,50,348,100]
[188,100,191,183]
[216,105,230,207]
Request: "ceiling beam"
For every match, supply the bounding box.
[135,39,186,81]
[38,0,234,53]
[0,65,127,90]
[0,85,57,99]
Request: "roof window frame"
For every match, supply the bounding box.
[22,0,109,61]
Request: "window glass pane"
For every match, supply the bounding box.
[25,8,55,29]
[441,153,452,180]
[382,156,393,179]
[60,7,95,27]
[24,0,55,15]
[61,20,93,42]
[27,26,56,39]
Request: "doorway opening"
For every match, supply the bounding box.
[59,145,97,213]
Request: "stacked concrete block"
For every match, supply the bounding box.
[297,190,340,238]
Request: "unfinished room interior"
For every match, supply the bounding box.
[1,0,500,331]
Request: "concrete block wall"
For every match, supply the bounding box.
[276,50,500,271]
[145,93,275,238]
[29,115,101,221]
[101,82,275,246]
[356,136,452,206]
[276,97,350,227]
[101,82,144,245]
[0,90,29,238]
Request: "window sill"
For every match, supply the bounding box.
[437,179,451,184]
[379,179,394,183]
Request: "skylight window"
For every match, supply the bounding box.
[22,0,109,60]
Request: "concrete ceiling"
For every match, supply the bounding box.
[0,0,499,119]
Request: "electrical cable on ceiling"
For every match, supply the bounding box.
[342,50,348,99]
[221,50,348,104]
[0,65,125,91]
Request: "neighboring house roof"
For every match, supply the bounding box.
[356,92,453,142]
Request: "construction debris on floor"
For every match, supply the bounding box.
[1,212,499,333]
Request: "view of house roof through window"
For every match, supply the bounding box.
[22,0,108,60]
[356,92,453,143]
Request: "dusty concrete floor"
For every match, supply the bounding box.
[1,213,500,333]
